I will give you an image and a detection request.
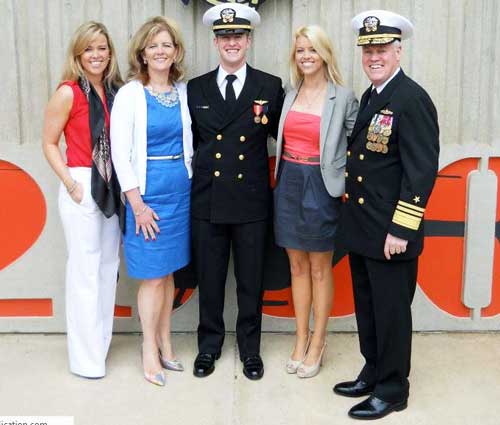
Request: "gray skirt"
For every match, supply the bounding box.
[273,160,341,252]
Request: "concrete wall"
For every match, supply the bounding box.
[1,0,499,332]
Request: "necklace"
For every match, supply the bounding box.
[145,84,179,108]
[300,84,327,109]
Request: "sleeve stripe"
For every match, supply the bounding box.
[392,210,422,230]
[398,200,425,213]
[393,210,422,224]
[396,205,424,217]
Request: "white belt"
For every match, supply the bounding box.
[147,153,183,160]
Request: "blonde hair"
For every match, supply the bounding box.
[290,25,344,88]
[127,16,186,84]
[61,21,123,88]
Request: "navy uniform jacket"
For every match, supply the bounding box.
[338,70,439,260]
[187,65,284,224]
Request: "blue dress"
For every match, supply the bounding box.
[123,88,191,279]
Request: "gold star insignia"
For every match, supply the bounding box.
[413,196,420,204]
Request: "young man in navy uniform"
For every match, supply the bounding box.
[333,10,440,419]
[188,3,284,380]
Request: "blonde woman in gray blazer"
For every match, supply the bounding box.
[273,25,358,378]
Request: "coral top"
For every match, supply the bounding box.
[61,80,110,167]
[282,110,321,165]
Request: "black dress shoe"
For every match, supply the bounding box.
[333,379,375,398]
[193,353,220,378]
[242,355,264,380]
[348,395,407,420]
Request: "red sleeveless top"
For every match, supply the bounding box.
[283,110,321,165]
[61,80,110,167]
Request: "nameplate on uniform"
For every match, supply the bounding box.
[366,111,393,154]
[195,105,210,109]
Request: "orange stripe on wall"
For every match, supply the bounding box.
[114,305,132,317]
[0,300,132,318]
[0,299,53,317]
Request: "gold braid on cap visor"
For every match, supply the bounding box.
[357,33,402,46]
[212,24,253,30]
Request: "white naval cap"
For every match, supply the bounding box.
[351,10,413,46]
[203,3,261,35]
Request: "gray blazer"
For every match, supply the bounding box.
[274,80,359,197]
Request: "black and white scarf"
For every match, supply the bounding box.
[79,77,123,227]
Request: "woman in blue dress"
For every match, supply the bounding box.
[111,16,193,386]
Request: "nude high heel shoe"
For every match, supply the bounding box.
[159,351,184,372]
[142,343,166,386]
[144,370,166,386]
[286,332,311,374]
[297,343,326,378]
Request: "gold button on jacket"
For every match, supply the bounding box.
[214,171,220,177]
[216,134,222,141]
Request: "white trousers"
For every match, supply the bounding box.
[58,167,120,377]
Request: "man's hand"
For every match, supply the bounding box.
[384,233,408,260]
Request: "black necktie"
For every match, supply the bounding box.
[369,88,379,104]
[225,74,237,106]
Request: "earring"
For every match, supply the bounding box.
[143,59,147,64]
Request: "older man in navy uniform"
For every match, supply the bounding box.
[188,3,284,380]
[333,10,439,420]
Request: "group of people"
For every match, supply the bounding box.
[42,3,439,421]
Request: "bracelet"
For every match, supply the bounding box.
[67,180,78,194]
[134,205,148,216]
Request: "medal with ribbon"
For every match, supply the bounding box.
[366,111,393,154]
[253,100,269,124]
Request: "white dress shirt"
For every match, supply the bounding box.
[373,67,401,94]
[217,63,247,100]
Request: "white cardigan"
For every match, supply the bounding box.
[110,79,193,195]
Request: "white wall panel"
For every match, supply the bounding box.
[1,0,499,332]
[0,0,21,145]
[10,0,49,146]
[493,1,500,146]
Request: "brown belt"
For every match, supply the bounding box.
[282,150,320,163]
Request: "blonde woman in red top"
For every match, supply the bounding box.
[274,25,358,378]
[42,22,123,378]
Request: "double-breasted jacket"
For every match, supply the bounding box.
[187,65,284,224]
[338,70,440,260]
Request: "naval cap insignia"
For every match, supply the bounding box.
[220,8,236,23]
[363,16,380,33]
